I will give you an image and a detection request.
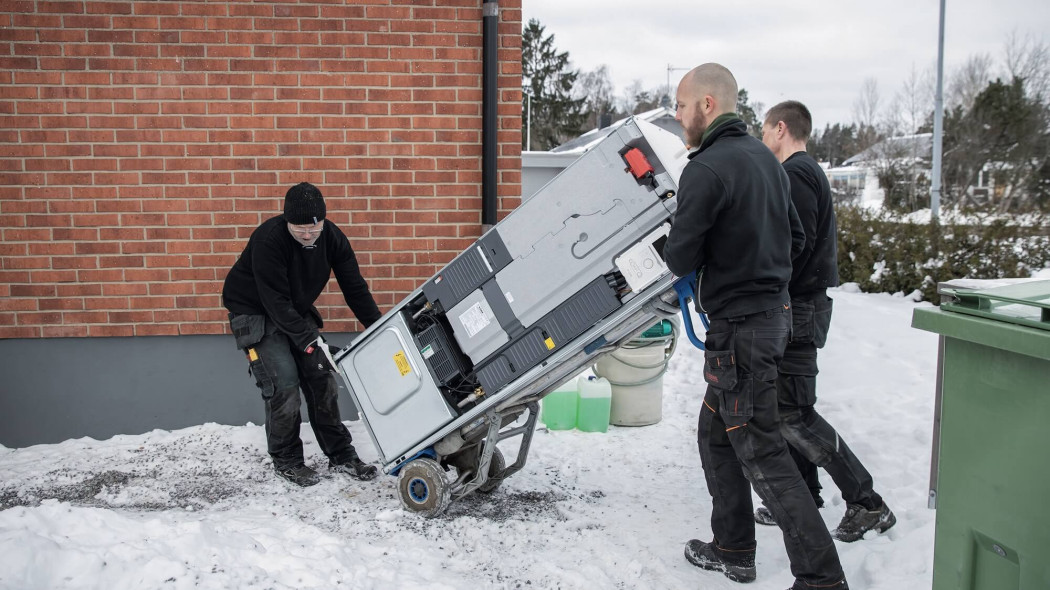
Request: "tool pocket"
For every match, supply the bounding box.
[230,313,266,350]
[702,347,738,392]
[812,296,833,349]
[717,378,754,427]
[246,348,276,399]
[789,299,815,344]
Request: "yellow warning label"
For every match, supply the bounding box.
[544,337,555,350]
[393,351,411,376]
[248,348,258,361]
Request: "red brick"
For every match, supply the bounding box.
[0,1,523,338]
[42,325,89,337]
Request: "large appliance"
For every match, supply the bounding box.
[335,118,691,517]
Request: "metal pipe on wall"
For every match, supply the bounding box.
[481,0,499,231]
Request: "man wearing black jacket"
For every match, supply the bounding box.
[756,101,896,542]
[223,182,381,487]
[663,64,848,590]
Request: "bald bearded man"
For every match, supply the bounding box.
[663,64,848,590]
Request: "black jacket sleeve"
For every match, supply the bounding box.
[787,168,819,268]
[663,160,728,277]
[788,196,806,263]
[328,224,382,328]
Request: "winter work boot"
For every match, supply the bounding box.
[832,502,896,542]
[755,496,823,526]
[274,463,321,487]
[684,539,757,583]
[329,456,378,481]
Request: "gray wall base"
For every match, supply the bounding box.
[0,333,361,449]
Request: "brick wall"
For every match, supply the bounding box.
[0,0,523,339]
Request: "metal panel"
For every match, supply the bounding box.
[476,276,620,393]
[421,231,511,311]
[489,121,682,330]
[337,312,456,462]
[447,286,510,362]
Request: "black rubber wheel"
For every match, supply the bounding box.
[477,447,505,494]
[397,458,450,518]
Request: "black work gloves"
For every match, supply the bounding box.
[304,336,337,373]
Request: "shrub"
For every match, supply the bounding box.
[835,204,1050,301]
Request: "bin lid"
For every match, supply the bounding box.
[941,279,1050,332]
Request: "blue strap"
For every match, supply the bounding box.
[673,271,708,350]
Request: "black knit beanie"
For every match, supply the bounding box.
[283,182,326,225]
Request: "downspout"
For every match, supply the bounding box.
[481,0,498,232]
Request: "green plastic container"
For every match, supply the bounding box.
[576,376,611,433]
[912,280,1050,590]
[541,377,579,430]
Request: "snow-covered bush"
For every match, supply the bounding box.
[836,204,1050,301]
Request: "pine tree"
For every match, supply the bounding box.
[521,19,587,151]
[736,88,764,138]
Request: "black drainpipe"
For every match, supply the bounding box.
[481,0,498,231]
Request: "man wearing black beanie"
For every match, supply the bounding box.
[223,182,383,487]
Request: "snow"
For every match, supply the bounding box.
[0,288,942,590]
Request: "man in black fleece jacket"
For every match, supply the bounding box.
[756,101,896,543]
[223,182,382,487]
[664,64,848,590]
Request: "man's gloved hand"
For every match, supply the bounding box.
[304,336,337,373]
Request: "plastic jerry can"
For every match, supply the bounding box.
[576,376,611,433]
[541,377,579,430]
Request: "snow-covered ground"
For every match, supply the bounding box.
[0,288,942,590]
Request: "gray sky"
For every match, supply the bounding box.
[522,0,1049,130]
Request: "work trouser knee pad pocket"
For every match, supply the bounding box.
[717,378,754,427]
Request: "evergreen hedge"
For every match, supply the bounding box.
[835,204,1050,301]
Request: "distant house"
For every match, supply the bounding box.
[843,133,933,167]
[521,107,682,199]
[835,133,934,207]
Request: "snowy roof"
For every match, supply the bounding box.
[551,107,680,154]
[843,133,933,166]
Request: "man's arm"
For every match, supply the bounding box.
[788,198,806,263]
[662,162,726,277]
[787,169,819,265]
[328,224,383,328]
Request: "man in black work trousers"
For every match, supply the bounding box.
[663,64,848,590]
[757,100,896,542]
[223,182,381,487]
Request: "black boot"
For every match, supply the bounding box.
[832,502,896,542]
[684,539,757,583]
[329,456,378,481]
[274,463,321,487]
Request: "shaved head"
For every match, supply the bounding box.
[681,63,738,116]
[675,63,739,148]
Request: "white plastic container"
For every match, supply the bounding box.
[594,340,668,426]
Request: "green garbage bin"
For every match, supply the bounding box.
[912,280,1050,590]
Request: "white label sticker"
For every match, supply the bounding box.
[459,302,492,338]
[505,291,514,303]
[420,344,435,359]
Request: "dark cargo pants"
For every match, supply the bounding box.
[231,313,358,470]
[698,305,846,587]
[778,294,882,511]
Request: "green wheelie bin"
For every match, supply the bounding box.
[912,280,1050,590]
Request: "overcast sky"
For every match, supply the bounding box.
[522,0,1049,130]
